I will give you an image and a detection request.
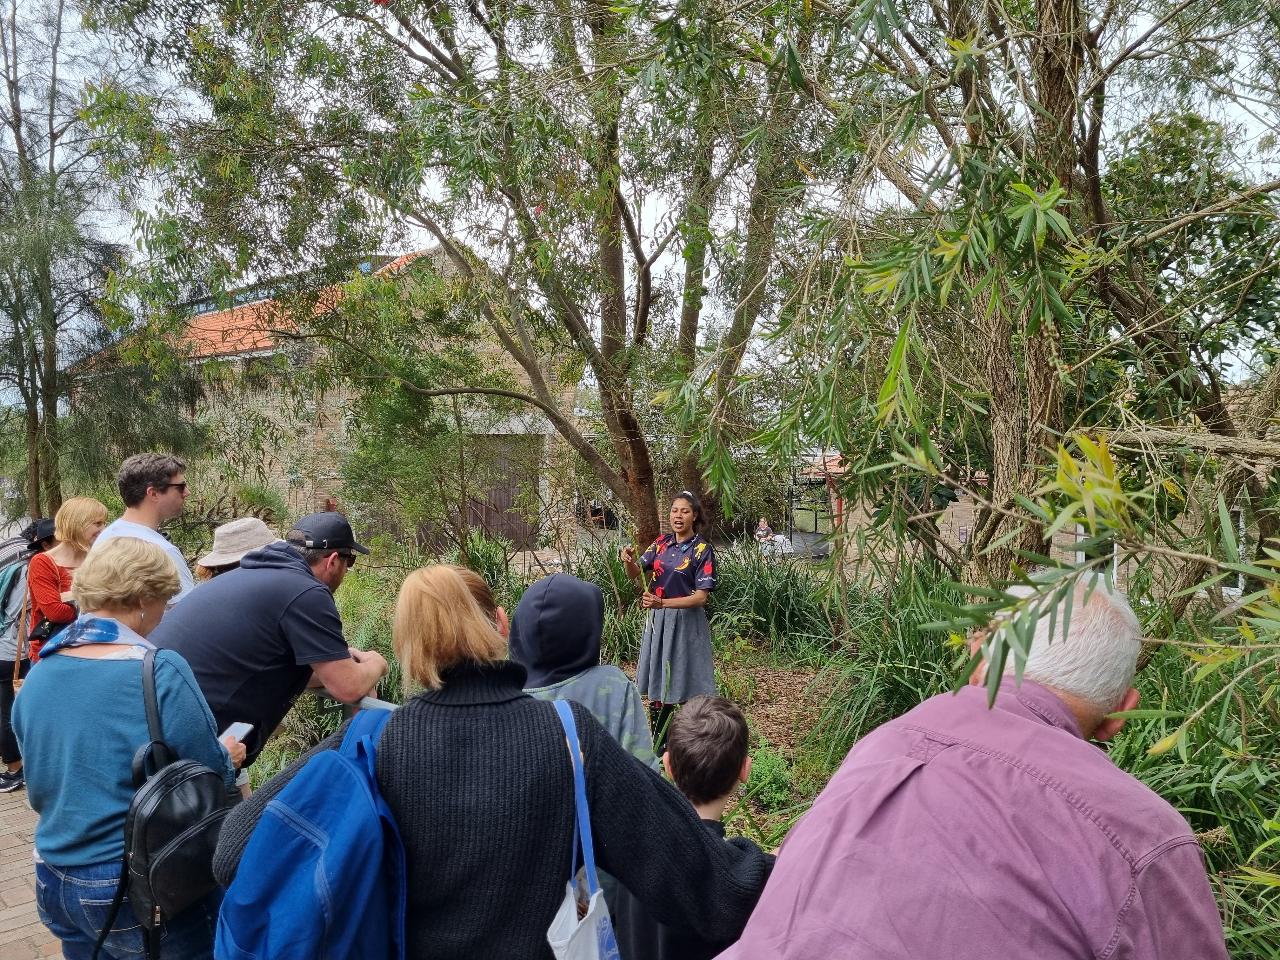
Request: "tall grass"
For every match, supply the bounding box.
[710,548,839,661]
[803,572,964,770]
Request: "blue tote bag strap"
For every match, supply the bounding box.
[553,699,600,895]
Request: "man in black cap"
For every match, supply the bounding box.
[151,512,388,773]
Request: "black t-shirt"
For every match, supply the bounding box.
[150,541,350,764]
[612,818,757,960]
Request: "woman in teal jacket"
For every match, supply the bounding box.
[14,537,245,960]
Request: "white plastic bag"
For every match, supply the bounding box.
[547,876,620,960]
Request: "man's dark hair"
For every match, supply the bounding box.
[117,453,186,507]
[666,696,749,805]
[286,531,337,569]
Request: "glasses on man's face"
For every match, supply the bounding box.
[154,482,188,494]
[337,551,357,569]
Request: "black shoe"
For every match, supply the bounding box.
[0,770,24,792]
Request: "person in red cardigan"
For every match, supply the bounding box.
[27,498,109,661]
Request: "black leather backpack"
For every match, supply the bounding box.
[93,648,231,960]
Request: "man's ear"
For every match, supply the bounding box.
[738,755,752,784]
[1094,687,1140,742]
[661,751,674,780]
[966,629,990,687]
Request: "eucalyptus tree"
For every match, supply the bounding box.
[0,0,177,515]
[657,0,1280,580]
[82,0,838,544]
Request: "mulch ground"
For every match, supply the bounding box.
[624,658,828,761]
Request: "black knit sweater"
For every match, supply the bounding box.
[213,661,773,959]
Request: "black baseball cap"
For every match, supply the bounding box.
[22,518,55,545]
[288,512,370,555]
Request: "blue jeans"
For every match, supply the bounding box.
[35,860,220,960]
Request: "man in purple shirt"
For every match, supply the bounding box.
[719,577,1227,960]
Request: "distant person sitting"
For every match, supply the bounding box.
[613,695,767,960]
[92,453,196,602]
[150,511,388,770]
[718,576,1228,960]
[753,518,773,543]
[195,517,278,580]
[509,572,659,769]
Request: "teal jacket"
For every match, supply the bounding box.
[14,646,235,865]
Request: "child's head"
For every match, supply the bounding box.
[663,696,751,809]
[508,573,604,687]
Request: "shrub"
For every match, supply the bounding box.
[711,548,837,661]
[806,572,963,771]
[747,739,794,812]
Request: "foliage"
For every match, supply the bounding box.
[710,549,839,661]
[0,1,211,516]
[80,0,829,544]
[809,575,963,770]
[745,739,793,813]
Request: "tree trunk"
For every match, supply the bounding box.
[36,259,62,515]
[1031,0,1085,188]
[24,398,41,519]
[676,135,715,525]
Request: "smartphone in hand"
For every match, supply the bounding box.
[220,722,254,743]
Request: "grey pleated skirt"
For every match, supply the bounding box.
[635,606,716,704]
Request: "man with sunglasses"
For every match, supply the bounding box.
[92,452,197,602]
[151,511,388,773]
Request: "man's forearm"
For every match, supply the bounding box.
[353,658,384,700]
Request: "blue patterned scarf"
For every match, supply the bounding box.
[39,614,154,657]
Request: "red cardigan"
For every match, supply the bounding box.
[27,551,75,633]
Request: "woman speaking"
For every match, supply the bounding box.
[621,490,718,749]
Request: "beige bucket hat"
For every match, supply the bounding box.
[198,517,280,568]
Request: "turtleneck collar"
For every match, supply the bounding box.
[415,660,529,706]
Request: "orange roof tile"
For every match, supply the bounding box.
[180,252,431,360]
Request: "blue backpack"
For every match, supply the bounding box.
[215,709,406,960]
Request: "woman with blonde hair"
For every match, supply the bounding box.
[215,563,772,959]
[14,537,245,959]
[26,497,109,662]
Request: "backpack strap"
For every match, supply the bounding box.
[339,708,393,778]
[90,857,129,960]
[131,650,175,787]
[552,699,600,896]
[141,649,163,742]
[12,585,28,684]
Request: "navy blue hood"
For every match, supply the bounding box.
[239,540,316,577]
[509,573,604,688]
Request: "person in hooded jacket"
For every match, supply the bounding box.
[149,512,388,767]
[510,572,659,770]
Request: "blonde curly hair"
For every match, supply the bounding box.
[71,537,181,611]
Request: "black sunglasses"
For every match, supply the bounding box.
[153,482,188,494]
[336,551,357,568]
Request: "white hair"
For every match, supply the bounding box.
[1000,575,1141,710]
